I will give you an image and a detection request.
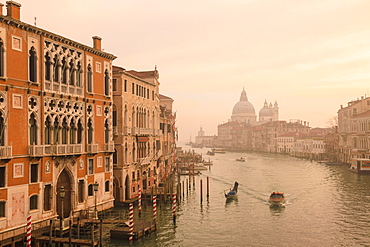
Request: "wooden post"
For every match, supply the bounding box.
[200,179,203,203]
[77,217,80,239]
[99,218,103,247]
[182,180,185,199]
[172,193,177,224]
[186,178,189,195]
[91,222,95,246]
[207,176,209,200]
[128,203,134,241]
[49,219,52,247]
[68,219,72,246]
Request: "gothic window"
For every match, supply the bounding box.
[104,119,109,144]
[87,118,93,144]
[70,118,76,144]
[104,69,109,96]
[77,119,83,144]
[0,111,4,146]
[76,62,82,87]
[29,47,37,82]
[53,55,59,82]
[61,117,68,144]
[29,113,37,145]
[44,52,51,81]
[0,38,4,77]
[113,149,117,164]
[30,195,38,210]
[69,60,75,85]
[44,116,52,145]
[61,57,67,84]
[87,64,92,93]
[43,185,52,211]
[53,118,59,144]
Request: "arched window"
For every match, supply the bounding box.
[0,111,4,146]
[77,119,83,144]
[87,118,93,144]
[61,117,68,144]
[70,118,76,144]
[30,195,38,210]
[43,185,52,211]
[29,113,37,145]
[76,62,82,87]
[113,149,117,164]
[104,69,109,96]
[61,57,67,84]
[53,55,59,82]
[44,116,52,145]
[29,47,37,82]
[44,52,51,81]
[104,119,109,144]
[0,38,5,77]
[53,118,59,144]
[69,60,75,85]
[87,64,92,93]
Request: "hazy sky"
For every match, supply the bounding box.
[20,0,370,142]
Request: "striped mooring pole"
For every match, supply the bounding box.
[172,193,177,223]
[26,215,32,247]
[138,187,142,214]
[128,203,134,241]
[153,195,157,222]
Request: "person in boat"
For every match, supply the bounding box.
[232,181,239,192]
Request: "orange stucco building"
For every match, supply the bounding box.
[0,1,116,244]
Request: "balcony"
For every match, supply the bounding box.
[123,127,131,135]
[104,142,115,153]
[0,146,12,159]
[29,144,83,156]
[86,144,99,154]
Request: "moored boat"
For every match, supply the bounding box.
[236,157,245,162]
[269,192,285,205]
[225,181,239,199]
[206,150,215,156]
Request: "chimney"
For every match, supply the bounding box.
[92,36,102,51]
[6,1,21,20]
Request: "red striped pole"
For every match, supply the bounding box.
[138,187,142,214]
[172,193,177,223]
[128,203,134,241]
[153,195,157,222]
[26,215,32,247]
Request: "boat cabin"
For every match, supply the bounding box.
[349,158,370,173]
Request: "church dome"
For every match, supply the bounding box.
[259,100,273,117]
[232,89,255,115]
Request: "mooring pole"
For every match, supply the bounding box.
[200,178,203,203]
[207,176,209,200]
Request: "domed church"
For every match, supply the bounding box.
[231,88,257,125]
[231,89,279,125]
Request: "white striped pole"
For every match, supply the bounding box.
[26,215,32,247]
[172,193,177,223]
[153,195,157,222]
[138,187,142,214]
[128,203,134,241]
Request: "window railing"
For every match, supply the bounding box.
[87,143,99,153]
[104,142,114,153]
[29,144,83,156]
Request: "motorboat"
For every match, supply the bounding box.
[236,157,245,162]
[206,150,215,156]
[225,181,239,199]
[269,192,285,205]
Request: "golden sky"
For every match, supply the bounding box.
[22,0,370,141]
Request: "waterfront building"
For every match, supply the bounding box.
[0,1,116,244]
[194,127,216,148]
[112,66,176,202]
[278,132,305,154]
[338,96,370,163]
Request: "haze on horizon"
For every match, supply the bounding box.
[22,0,370,142]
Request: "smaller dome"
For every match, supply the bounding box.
[259,100,273,117]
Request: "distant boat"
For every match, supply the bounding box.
[212,148,226,154]
[269,192,285,205]
[202,159,213,166]
[206,150,215,156]
[225,181,239,199]
[236,157,245,162]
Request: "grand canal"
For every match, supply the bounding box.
[104,147,370,246]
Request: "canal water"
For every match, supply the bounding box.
[103,147,370,246]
